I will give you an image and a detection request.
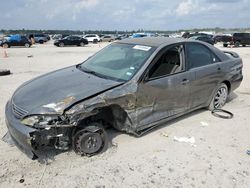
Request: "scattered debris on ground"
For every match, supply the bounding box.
[200,121,209,127]
[173,136,196,147]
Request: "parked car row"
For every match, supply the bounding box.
[181,32,250,47]
[2,32,250,48]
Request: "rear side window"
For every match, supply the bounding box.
[186,43,219,69]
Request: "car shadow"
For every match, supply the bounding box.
[227,92,238,103]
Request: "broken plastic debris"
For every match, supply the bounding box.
[174,136,196,146]
[200,121,209,127]
[160,132,169,137]
[19,178,25,183]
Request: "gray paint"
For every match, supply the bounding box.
[4,37,243,159]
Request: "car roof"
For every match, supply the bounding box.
[117,37,187,47]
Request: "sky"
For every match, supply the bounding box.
[0,0,250,31]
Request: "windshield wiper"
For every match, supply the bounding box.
[76,64,126,82]
[77,65,110,79]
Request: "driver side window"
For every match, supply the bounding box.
[149,45,184,79]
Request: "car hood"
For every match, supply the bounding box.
[12,66,122,114]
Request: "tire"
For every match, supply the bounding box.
[93,39,98,44]
[223,43,228,47]
[243,44,246,47]
[0,69,11,76]
[80,42,85,47]
[208,83,228,110]
[72,122,108,156]
[234,41,240,47]
[2,43,9,48]
[24,43,30,48]
[39,40,44,44]
[59,42,64,47]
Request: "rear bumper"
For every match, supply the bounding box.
[5,101,38,159]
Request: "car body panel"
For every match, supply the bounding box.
[12,66,122,115]
[4,37,243,159]
[136,71,191,128]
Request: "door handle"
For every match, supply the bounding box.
[181,79,190,85]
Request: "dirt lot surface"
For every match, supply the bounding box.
[0,41,250,188]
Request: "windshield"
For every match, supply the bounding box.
[79,43,155,81]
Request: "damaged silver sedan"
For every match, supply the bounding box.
[4,37,243,159]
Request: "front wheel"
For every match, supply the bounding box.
[208,83,228,110]
[80,42,85,47]
[72,122,108,156]
[3,43,9,48]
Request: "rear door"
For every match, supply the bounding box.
[185,42,222,109]
[136,44,192,129]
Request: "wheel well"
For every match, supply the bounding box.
[222,80,231,93]
[77,105,130,132]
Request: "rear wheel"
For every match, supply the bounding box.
[24,43,30,48]
[208,83,228,110]
[223,43,228,47]
[80,42,85,47]
[234,41,240,47]
[72,122,108,156]
[59,42,64,47]
[39,40,44,44]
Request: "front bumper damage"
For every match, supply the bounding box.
[4,101,71,159]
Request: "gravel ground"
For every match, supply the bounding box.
[0,41,250,188]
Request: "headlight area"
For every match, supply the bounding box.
[21,115,69,128]
[21,115,73,151]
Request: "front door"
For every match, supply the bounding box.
[135,44,191,129]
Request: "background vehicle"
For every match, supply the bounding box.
[190,35,215,45]
[115,34,130,40]
[188,32,213,39]
[83,34,101,43]
[0,35,31,48]
[29,34,48,44]
[224,33,250,47]
[131,33,156,38]
[54,36,88,47]
[101,35,115,42]
[52,34,69,40]
[213,35,232,44]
